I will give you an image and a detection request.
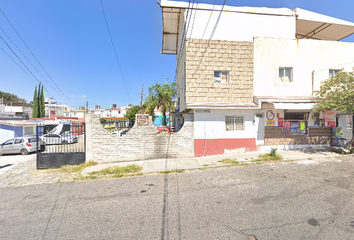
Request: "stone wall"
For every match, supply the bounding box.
[85,113,194,163]
[185,39,254,103]
[264,127,331,146]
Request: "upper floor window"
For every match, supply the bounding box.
[329,69,340,78]
[225,116,244,131]
[214,71,229,86]
[279,67,293,82]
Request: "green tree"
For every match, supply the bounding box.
[40,84,45,118]
[144,80,177,126]
[313,69,354,148]
[32,86,39,118]
[124,105,142,122]
[32,83,45,118]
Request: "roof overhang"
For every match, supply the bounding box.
[158,1,354,55]
[158,0,294,55]
[187,102,259,110]
[273,102,315,110]
[295,8,354,41]
[161,6,181,54]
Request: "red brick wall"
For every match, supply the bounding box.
[264,127,331,145]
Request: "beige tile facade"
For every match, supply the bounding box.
[185,39,254,104]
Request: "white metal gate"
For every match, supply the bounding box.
[255,113,264,145]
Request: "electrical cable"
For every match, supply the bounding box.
[188,0,200,39]
[173,0,192,82]
[0,35,54,98]
[209,0,227,40]
[201,0,217,39]
[0,8,74,106]
[99,0,131,103]
[0,45,34,80]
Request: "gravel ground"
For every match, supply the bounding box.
[0,154,75,188]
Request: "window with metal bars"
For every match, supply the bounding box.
[214,71,229,86]
[279,67,293,82]
[225,116,244,131]
[329,69,340,78]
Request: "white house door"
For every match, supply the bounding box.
[255,113,264,145]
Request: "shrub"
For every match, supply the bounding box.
[270,147,277,156]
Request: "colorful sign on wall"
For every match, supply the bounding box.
[278,117,284,127]
[319,118,325,127]
[284,121,291,134]
[300,121,306,133]
[323,110,335,123]
[266,120,275,127]
[328,121,335,128]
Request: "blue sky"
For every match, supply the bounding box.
[1,0,354,109]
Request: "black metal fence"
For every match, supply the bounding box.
[102,119,133,136]
[36,123,85,169]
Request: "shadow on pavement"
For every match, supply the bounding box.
[286,147,335,155]
[0,164,13,169]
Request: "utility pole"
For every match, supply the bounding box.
[139,79,144,107]
[86,101,88,112]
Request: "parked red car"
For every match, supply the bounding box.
[155,125,170,133]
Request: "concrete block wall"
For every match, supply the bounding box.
[185,39,254,104]
[264,127,331,145]
[86,113,194,163]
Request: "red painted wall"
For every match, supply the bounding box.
[194,138,257,157]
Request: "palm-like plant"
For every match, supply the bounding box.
[145,81,177,126]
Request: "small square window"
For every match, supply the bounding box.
[279,68,293,82]
[214,71,229,86]
[225,116,244,131]
[24,127,34,135]
[329,69,340,78]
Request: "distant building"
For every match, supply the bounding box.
[89,104,133,130]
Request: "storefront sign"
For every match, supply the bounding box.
[328,121,335,128]
[278,117,284,127]
[300,121,306,133]
[266,120,275,127]
[323,110,335,124]
[284,121,291,134]
[291,121,300,134]
[195,110,211,113]
[319,118,325,127]
[136,115,149,126]
[266,110,275,120]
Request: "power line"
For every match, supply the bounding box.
[99,0,131,102]
[173,0,193,82]
[201,0,217,39]
[0,45,33,80]
[209,0,227,40]
[188,0,200,39]
[0,35,53,97]
[0,8,75,106]
[0,26,63,98]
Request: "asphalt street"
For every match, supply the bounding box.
[1,156,354,239]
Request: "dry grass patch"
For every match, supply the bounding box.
[257,154,283,161]
[89,164,143,178]
[219,158,241,165]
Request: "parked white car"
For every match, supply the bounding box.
[0,136,45,156]
[40,132,78,145]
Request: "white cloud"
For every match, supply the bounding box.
[79,95,86,98]
[71,95,74,97]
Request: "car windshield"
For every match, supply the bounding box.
[2,139,14,145]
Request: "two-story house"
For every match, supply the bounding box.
[159,0,354,156]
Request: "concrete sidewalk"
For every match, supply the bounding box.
[81,147,343,176]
